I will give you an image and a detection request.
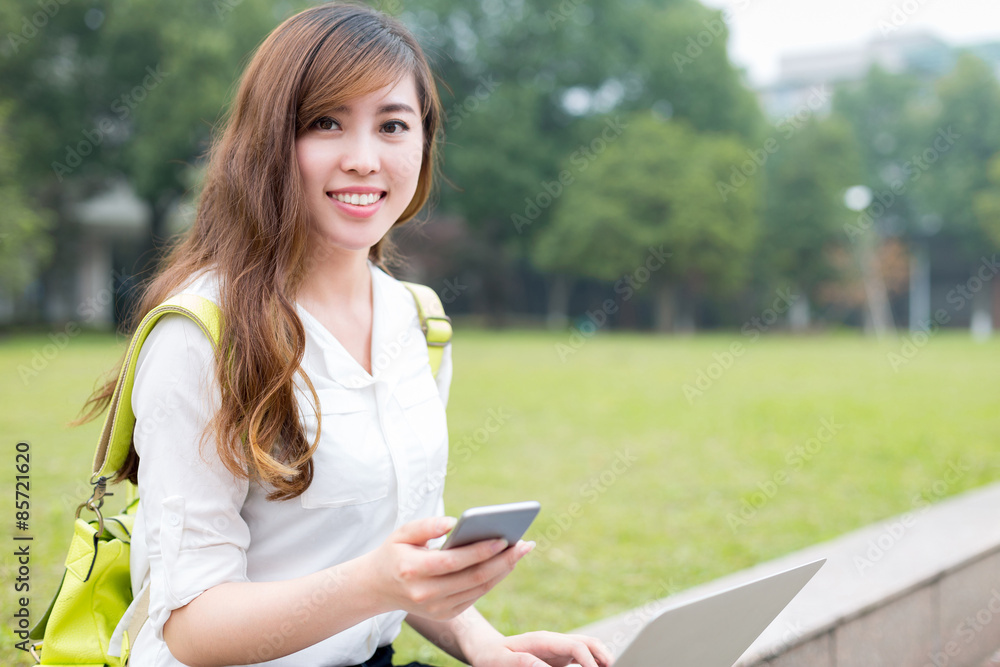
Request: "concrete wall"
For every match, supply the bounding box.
[575,482,1000,667]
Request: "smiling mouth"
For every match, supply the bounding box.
[328,192,385,206]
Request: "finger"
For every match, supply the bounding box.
[512,653,551,667]
[450,539,535,591]
[440,558,515,608]
[421,537,511,577]
[566,635,615,666]
[567,641,600,667]
[392,516,456,547]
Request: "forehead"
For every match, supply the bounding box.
[325,75,420,114]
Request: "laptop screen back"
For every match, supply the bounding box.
[613,559,825,667]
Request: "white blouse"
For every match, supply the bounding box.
[120,261,452,667]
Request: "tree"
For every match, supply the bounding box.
[0,0,311,320]
[756,114,863,329]
[915,53,1000,330]
[920,53,1000,254]
[973,153,1000,327]
[406,0,764,316]
[0,103,52,302]
[532,112,759,331]
[833,65,940,334]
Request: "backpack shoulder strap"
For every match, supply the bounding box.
[91,293,222,482]
[400,281,453,377]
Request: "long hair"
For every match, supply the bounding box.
[75,2,443,501]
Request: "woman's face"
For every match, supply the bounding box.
[296,75,424,258]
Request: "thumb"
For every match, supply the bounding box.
[391,515,457,547]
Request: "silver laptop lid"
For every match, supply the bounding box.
[613,559,825,667]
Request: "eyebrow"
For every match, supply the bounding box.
[328,102,418,115]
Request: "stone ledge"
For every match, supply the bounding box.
[574,480,1000,666]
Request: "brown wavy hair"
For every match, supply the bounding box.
[74,2,443,500]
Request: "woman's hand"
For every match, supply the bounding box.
[364,516,534,621]
[467,631,615,667]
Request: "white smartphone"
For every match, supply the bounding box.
[439,501,541,550]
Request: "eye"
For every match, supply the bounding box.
[382,120,409,135]
[313,117,339,131]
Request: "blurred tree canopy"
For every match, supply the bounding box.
[416,0,764,314]
[0,0,311,247]
[2,0,1000,330]
[532,113,759,330]
[0,102,52,299]
[756,115,863,320]
[921,53,1000,256]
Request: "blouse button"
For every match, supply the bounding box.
[168,513,180,526]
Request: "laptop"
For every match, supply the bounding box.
[607,559,825,667]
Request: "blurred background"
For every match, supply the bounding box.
[4,2,1000,665]
[2,0,999,336]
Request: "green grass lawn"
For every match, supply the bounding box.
[2,328,999,665]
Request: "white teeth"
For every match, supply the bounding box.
[332,192,381,206]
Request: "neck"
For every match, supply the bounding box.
[296,245,372,308]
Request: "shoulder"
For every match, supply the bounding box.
[135,268,222,388]
[371,263,420,316]
[173,266,222,306]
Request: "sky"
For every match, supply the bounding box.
[698,0,1000,86]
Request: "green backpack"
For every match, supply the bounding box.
[28,284,452,665]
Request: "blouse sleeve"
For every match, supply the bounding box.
[131,313,251,640]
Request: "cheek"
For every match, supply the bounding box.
[392,138,425,186]
[295,139,324,189]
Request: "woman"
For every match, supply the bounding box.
[77,3,612,666]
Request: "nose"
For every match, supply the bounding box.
[339,131,380,175]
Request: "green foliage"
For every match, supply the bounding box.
[419,0,764,246]
[973,153,1000,248]
[0,103,53,298]
[532,113,759,295]
[832,66,934,238]
[757,114,863,295]
[0,0,310,219]
[927,53,1000,252]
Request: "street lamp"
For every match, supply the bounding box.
[844,185,895,339]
